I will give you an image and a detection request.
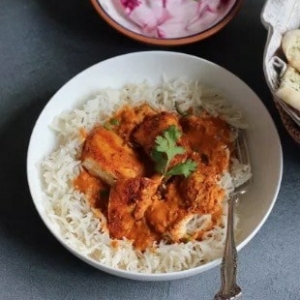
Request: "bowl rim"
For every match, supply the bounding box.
[27,51,283,281]
[90,0,244,46]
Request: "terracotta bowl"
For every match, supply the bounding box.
[90,0,244,46]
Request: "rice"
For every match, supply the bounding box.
[41,78,250,273]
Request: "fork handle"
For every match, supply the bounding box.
[214,195,242,300]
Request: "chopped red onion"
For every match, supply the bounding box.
[102,0,237,39]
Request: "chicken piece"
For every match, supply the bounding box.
[180,115,232,174]
[179,169,225,217]
[147,151,225,238]
[73,169,110,229]
[146,173,222,242]
[167,213,213,242]
[108,177,160,250]
[133,111,178,153]
[133,112,190,168]
[146,179,193,242]
[81,126,145,186]
[115,103,157,141]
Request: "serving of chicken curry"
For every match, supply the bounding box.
[73,103,234,251]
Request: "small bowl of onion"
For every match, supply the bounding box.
[90,0,244,46]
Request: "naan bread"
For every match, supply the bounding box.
[282,29,300,72]
[276,66,300,111]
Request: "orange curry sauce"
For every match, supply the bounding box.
[73,104,233,251]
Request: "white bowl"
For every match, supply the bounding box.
[27,51,283,281]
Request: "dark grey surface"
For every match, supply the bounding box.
[1,0,300,299]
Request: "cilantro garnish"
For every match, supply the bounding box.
[103,118,120,130]
[151,125,196,178]
[110,118,120,126]
[166,159,197,178]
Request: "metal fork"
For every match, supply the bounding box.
[214,130,251,300]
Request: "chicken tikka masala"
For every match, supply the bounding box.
[73,103,233,251]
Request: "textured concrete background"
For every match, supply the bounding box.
[1,0,300,299]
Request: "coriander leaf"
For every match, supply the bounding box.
[151,125,185,174]
[165,144,185,161]
[155,135,169,152]
[151,150,167,174]
[151,125,196,178]
[166,159,197,178]
[154,126,185,163]
[103,118,120,130]
[164,125,182,145]
[110,118,120,126]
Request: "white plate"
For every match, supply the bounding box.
[27,51,283,281]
